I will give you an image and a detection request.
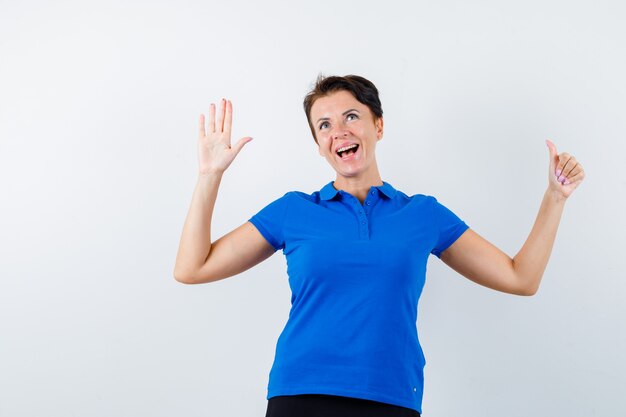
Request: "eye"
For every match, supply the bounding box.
[346,113,359,121]
[319,121,329,130]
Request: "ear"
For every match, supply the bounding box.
[376,117,384,140]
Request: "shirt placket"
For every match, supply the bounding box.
[343,189,378,240]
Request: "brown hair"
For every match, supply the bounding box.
[303,74,383,143]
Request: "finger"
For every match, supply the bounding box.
[574,163,584,175]
[232,136,253,155]
[562,160,578,177]
[556,152,572,177]
[224,99,233,137]
[563,164,584,181]
[208,103,216,133]
[216,98,226,133]
[546,139,558,172]
[199,114,206,137]
[563,170,585,185]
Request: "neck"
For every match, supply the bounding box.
[333,168,383,204]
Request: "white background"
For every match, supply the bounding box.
[1,0,625,416]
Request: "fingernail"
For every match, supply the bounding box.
[556,169,562,177]
[564,180,570,185]
[558,175,564,182]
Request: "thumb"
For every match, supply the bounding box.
[232,136,253,155]
[545,139,559,174]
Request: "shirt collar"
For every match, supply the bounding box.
[319,181,397,201]
[377,181,398,199]
[320,181,340,200]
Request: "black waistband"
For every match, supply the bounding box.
[265,394,421,417]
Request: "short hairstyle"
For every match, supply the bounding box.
[303,74,383,143]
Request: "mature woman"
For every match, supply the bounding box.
[173,75,585,417]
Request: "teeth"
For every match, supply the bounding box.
[337,144,358,153]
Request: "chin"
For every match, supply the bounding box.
[335,167,363,178]
[327,157,367,178]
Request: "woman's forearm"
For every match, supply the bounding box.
[174,172,223,280]
[513,188,566,294]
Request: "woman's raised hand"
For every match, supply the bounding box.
[545,139,585,200]
[198,99,253,175]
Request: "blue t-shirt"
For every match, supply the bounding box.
[248,181,469,413]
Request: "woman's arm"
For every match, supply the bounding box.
[174,99,274,284]
[439,139,585,296]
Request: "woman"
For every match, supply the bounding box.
[173,75,585,417]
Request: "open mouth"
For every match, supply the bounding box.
[336,144,359,159]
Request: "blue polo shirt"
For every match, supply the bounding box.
[248,181,469,413]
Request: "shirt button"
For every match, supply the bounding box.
[370,190,375,195]
[366,201,371,206]
[361,221,366,225]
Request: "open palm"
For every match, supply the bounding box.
[198,99,252,175]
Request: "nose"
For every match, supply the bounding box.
[331,128,349,140]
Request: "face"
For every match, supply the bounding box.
[310,90,384,179]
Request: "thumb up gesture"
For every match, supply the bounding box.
[546,139,585,200]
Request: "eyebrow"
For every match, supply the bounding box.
[316,109,360,124]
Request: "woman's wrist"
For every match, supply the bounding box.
[545,187,567,205]
[197,170,224,189]
[198,168,225,179]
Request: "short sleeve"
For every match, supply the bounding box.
[248,193,291,251]
[430,196,470,258]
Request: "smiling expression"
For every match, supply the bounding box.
[310,90,384,179]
